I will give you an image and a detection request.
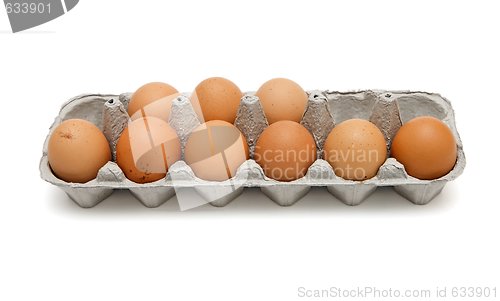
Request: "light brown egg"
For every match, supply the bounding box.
[116,117,181,183]
[184,120,249,181]
[128,82,178,119]
[254,121,317,181]
[255,78,308,124]
[391,116,457,180]
[191,77,243,123]
[129,92,181,121]
[323,119,387,181]
[48,119,111,183]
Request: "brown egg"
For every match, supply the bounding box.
[255,78,308,124]
[191,77,243,123]
[129,92,181,121]
[184,120,249,181]
[254,121,317,181]
[391,116,457,180]
[48,119,111,183]
[116,117,181,183]
[323,119,387,181]
[128,82,178,119]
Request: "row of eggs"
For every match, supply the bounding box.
[47,78,457,184]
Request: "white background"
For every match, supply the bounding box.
[0,1,498,300]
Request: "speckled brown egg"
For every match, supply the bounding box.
[254,121,317,181]
[128,82,178,120]
[191,77,243,123]
[48,119,111,183]
[256,78,308,124]
[184,120,249,181]
[323,119,387,181]
[391,116,457,180]
[116,117,181,183]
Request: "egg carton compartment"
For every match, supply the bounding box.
[39,90,465,208]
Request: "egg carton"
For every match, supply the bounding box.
[39,90,466,208]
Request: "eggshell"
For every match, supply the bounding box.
[129,92,181,121]
[254,121,317,181]
[323,119,387,181]
[256,78,308,124]
[128,82,178,118]
[116,117,181,183]
[391,116,457,180]
[48,119,111,183]
[184,120,249,181]
[191,77,242,123]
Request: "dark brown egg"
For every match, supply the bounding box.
[391,116,457,180]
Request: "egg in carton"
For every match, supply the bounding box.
[39,90,466,208]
